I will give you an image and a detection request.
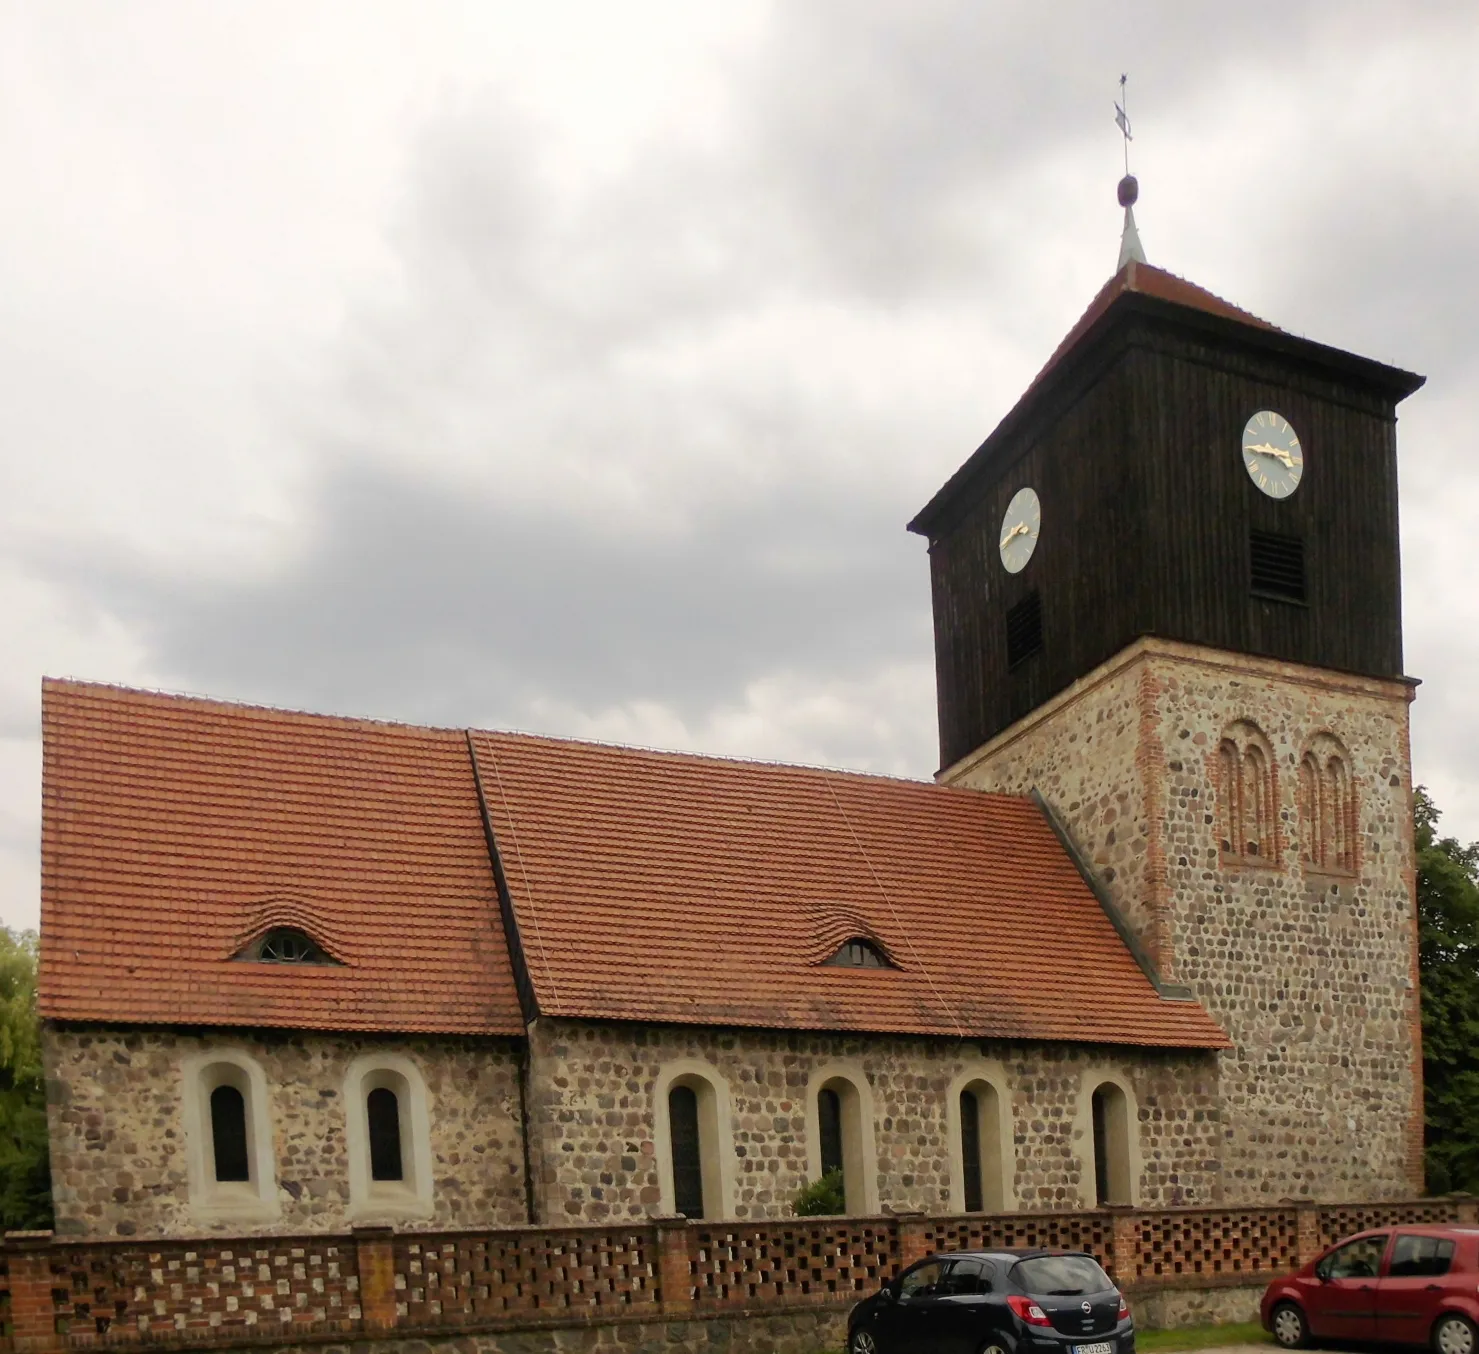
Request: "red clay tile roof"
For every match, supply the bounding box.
[40,680,524,1036]
[470,730,1229,1048]
[1029,258,1281,393]
[40,680,1227,1048]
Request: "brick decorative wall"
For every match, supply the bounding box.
[946,637,1421,1203]
[43,1028,528,1239]
[524,1019,1220,1223]
[3,1199,1475,1352]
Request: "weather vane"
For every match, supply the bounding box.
[1114,73,1146,268]
[1115,74,1133,177]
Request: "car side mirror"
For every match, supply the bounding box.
[881,1283,897,1303]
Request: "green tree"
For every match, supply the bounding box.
[791,1168,846,1217]
[0,927,53,1229]
[1416,789,1479,1194]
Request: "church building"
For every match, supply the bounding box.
[36,207,1426,1240]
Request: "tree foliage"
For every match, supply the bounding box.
[791,1168,846,1216]
[0,927,53,1229]
[1416,789,1479,1194]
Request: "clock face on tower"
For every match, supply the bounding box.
[1242,410,1304,498]
[999,486,1041,573]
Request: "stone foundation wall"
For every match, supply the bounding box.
[944,637,1422,1202]
[525,1017,1220,1223]
[1126,1281,1264,1330]
[43,1025,528,1238]
[271,1309,848,1354]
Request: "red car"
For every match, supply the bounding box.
[1262,1226,1479,1354]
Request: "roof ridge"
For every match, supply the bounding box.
[42,676,468,738]
[470,725,954,789]
[45,678,1052,805]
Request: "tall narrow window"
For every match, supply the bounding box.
[1298,753,1322,865]
[956,1079,1006,1212]
[1330,756,1354,871]
[669,1084,704,1219]
[1090,1082,1131,1206]
[367,1087,404,1183]
[1218,740,1241,854]
[1299,735,1357,874]
[819,1087,843,1178]
[812,1075,874,1214]
[1242,743,1270,857]
[960,1090,983,1212]
[210,1084,250,1183]
[1217,721,1278,867]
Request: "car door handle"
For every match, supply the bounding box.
[1427,1285,1444,1292]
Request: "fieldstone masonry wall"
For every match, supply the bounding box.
[43,1026,528,1239]
[945,637,1422,1202]
[524,1018,1220,1223]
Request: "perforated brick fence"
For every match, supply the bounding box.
[3,1200,1473,1352]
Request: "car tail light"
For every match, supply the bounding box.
[1007,1295,1054,1327]
[1118,1295,1130,1320]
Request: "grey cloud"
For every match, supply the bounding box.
[15,0,1479,826]
[56,463,930,735]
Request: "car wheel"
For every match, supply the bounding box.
[1434,1314,1478,1354]
[850,1330,879,1354]
[979,1342,1014,1354]
[1271,1301,1309,1349]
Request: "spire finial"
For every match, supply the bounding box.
[1114,74,1146,268]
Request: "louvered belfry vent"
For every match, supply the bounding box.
[1249,530,1306,603]
[1006,591,1044,669]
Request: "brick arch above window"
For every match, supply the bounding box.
[1216,720,1280,868]
[1299,732,1358,875]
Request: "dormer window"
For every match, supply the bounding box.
[235,927,334,965]
[821,937,893,969]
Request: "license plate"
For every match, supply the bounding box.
[1073,1343,1113,1354]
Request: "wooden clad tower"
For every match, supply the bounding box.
[912,212,1430,1203]
[910,259,1423,769]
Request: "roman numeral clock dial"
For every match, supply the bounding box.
[1242,410,1303,498]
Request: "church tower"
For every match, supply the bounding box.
[910,192,1427,1202]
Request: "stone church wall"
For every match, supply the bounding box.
[524,1017,1221,1223]
[43,1025,529,1239]
[945,636,1421,1202]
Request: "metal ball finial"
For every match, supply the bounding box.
[1117,174,1139,208]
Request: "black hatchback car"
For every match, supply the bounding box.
[847,1249,1134,1354]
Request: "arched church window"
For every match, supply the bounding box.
[656,1066,729,1220]
[1299,734,1357,874]
[367,1086,404,1182]
[344,1055,434,1221]
[209,1084,250,1183]
[958,1081,1006,1212]
[1217,721,1278,866]
[814,1075,872,1213]
[669,1084,704,1218]
[819,1087,843,1177]
[1090,1081,1131,1206]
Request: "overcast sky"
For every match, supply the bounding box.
[4,2,1479,931]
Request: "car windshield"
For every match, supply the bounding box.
[1011,1255,1113,1297]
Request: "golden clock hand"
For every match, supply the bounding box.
[1247,442,1295,468]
